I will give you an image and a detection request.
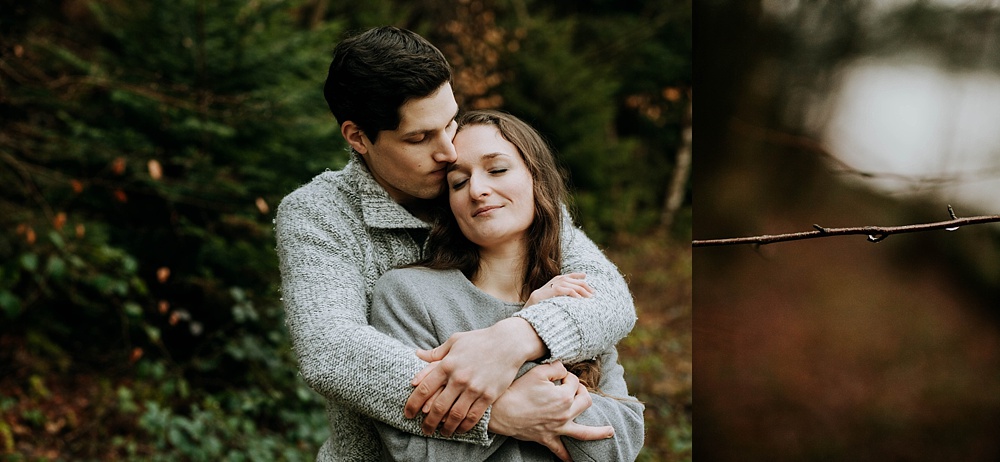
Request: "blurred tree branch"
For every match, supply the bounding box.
[693,206,1000,247]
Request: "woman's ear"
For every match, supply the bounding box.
[341,121,369,154]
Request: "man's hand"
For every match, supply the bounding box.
[489,362,614,462]
[405,317,546,436]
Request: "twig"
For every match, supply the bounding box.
[692,206,1000,247]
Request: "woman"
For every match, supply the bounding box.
[368,110,645,461]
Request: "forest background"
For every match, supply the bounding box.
[0,0,691,460]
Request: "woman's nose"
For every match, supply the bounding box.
[468,176,490,198]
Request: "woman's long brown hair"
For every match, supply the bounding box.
[418,109,602,389]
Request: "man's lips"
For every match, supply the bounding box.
[473,205,502,217]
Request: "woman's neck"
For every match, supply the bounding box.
[473,240,526,303]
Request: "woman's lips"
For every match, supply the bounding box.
[473,205,502,217]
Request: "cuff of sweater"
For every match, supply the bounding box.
[513,304,582,363]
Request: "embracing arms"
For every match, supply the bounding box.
[370,269,635,461]
[405,211,637,435]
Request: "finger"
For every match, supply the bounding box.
[418,336,456,363]
[411,360,438,386]
[561,421,615,441]
[564,282,592,298]
[414,348,436,362]
[440,392,477,436]
[564,272,587,280]
[573,279,595,295]
[533,361,568,382]
[566,382,593,417]
[405,367,447,419]
[456,398,490,434]
[423,385,462,435]
[422,387,443,414]
[542,437,573,462]
[559,370,580,389]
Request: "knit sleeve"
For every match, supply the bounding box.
[563,347,646,462]
[514,208,637,363]
[275,192,490,446]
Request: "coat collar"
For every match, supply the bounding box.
[345,152,434,230]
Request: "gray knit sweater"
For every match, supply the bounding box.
[370,267,645,462]
[275,154,636,461]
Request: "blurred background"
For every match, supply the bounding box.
[696,0,1000,460]
[0,0,690,460]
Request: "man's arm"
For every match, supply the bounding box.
[515,207,637,363]
[275,192,489,445]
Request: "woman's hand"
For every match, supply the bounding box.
[489,362,614,462]
[405,317,546,436]
[524,273,594,308]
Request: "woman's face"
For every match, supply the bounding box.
[447,124,535,250]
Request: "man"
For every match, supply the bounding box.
[275,26,636,461]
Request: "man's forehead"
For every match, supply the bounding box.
[397,108,458,135]
[394,87,459,136]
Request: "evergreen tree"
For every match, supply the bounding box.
[2,0,338,457]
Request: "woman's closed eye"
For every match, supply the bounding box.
[450,177,469,190]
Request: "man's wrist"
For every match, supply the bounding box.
[493,317,546,363]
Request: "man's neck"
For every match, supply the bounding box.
[402,200,439,223]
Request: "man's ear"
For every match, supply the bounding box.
[341,121,369,154]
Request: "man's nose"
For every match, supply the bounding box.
[433,136,457,163]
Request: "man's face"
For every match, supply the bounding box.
[356,83,459,204]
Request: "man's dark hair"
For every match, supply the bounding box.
[324,26,453,143]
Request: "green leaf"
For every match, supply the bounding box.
[48,231,65,249]
[20,254,38,272]
[0,291,21,318]
[45,255,67,278]
[144,325,161,343]
[124,302,143,317]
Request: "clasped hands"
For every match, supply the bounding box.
[404,316,612,462]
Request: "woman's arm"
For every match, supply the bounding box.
[275,192,490,445]
[563,347,646,462]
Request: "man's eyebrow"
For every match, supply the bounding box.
[401,109,460,138]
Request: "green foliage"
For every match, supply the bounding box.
[1,0,340,458]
